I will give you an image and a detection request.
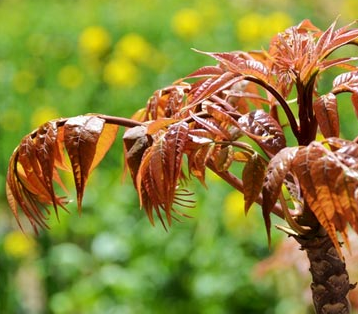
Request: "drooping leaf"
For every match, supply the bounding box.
[242,152,266,214]
[313,93,339,138]
[123,125,150,184]
[64,115,110,212]
[309,156,349,242]
[6,145,51,232]
[291,143,342,254]
[238,110,286,156]
[262,147,300,219]
[18,136,52,201]
[335,142,358,234]
[289,140,358,252]
[163,122,190,214]
[335,168,358,235]
[135,122,192,226]
[6,114,120,232]
[34,121,69,220]
[6,124,68,232]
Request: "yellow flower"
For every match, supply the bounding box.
[78,26,111,57]
[3,231,36,259]
[12,70,36,94]
[236,13,265,44]
[171,8,202,39]
[103,57,139,88]
[263,12,293,37]
[237,12,292,45]
[115,33,152,64]
[114,33,169,72]
[223,191,246,232]
[30,106,60,129]
[58,65,83,89]
[223,190,260,234]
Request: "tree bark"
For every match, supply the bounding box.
[295,234,356,314]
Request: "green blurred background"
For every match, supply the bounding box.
[1,0,358,313]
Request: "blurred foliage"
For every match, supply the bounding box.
[1,0,358,313]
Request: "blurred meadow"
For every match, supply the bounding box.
[1,0,358,313]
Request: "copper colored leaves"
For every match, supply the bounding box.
[238,110,286,156]
[124,121,193,227]
[313,93,339,138]
[7,19,358,256]
[263,140,358,255]
[6,115,119,232]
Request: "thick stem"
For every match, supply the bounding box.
[294,233,356,314]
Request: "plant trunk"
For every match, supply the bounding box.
[295,233,356,314]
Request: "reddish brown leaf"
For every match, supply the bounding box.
[189,111,231,140]
[309,157,350,250]
[195,49,272,84]
[186,65,224,78]
[336,170,358,235]
[64,115,114,213]
[242,153,266,214]
[315,19,336,56]
[189,72,240,105]
[291,143,342,254]
[238,110,286,156]
[324,24,358,57]
[262,147,300,219]
[332,71,358,93]
[136,123,191,226]
[206,103,242,136]
[239,59,271,83]
[163,122,189,209]
[18,136,51,200]
[34,121,69,219]
[123,125,150,184]
[6,124,69,232]
[193,50,244,72]
[313,93,339,138]
[320,57,358,72]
